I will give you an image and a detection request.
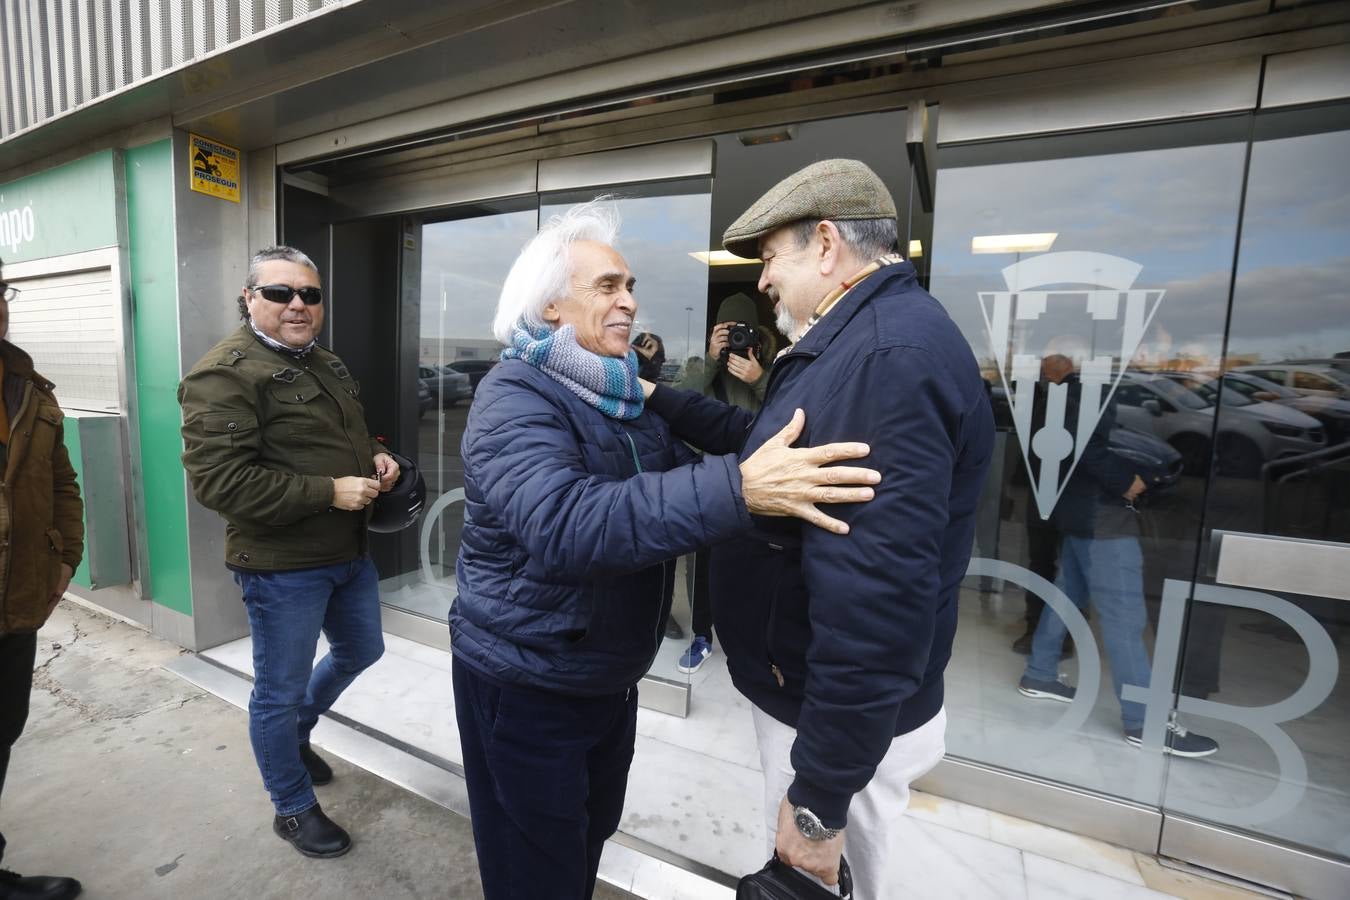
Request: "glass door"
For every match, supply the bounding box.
[370,199,541,624]
[927,117,1250,808]
[1156,104,1350,886]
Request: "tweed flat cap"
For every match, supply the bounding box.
[722,159,897,259]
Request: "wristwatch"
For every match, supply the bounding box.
[793,805,841,842]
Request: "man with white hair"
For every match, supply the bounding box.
[450,202,882,899]
[179,246,400,859]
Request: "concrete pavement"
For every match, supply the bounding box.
[0,601,632,900]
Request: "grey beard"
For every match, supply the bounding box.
[775,305,802,342]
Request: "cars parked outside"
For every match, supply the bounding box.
[418,364,473,407]
[417,378,433,419]
[987,385,1183,492]
[446,359,497,394]
[1115,372,1324,476]
[1234,363,1350,402]
[1219,371,1350,444]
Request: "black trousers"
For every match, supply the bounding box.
[689,549,712,641]
[452,657,636,900]
[1022,520,1061,627]
[0,631,39,865]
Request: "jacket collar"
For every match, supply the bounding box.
[0,339,52,390]
[784,259,918,359]
[0,340,35,379]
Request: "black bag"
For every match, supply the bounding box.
[736,854,854,899]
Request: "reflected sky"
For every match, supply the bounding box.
[929,140,1247,373]
[421,209,537,349]
[929,126,1350,371]
[1228,128,1350,362]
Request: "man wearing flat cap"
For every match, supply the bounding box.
[644,159,993,896]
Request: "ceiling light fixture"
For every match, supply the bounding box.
[736,126,795,146]
[971,232,1058,254]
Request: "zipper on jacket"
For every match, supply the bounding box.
[764,542,787,688]
[623,433,643,474]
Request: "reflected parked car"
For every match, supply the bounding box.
[1219,371,1350,444]
[446,359,497,394]
[417,378,433,419]
[418,364,473,407]
[1115,372,1324,476]
[988,385,1183,491]
[1234,363,1350,402]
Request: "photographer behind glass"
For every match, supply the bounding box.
[682,293,775,407]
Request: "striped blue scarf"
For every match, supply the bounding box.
[502,322,645,420]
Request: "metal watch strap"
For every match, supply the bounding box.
[793,805,840,841]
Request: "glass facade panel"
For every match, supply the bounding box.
[929,121,1249,805]
[284,68,1350,887]
[1163,105,1350,861]
[374,203,539,621]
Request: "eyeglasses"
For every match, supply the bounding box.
[1,285,15,302]
[251,284,323,305]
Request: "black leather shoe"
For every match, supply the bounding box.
[272,804,351,858]
[0,868,82,900]
[299,742,333,785]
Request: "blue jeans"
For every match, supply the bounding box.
[1024,535,1152,731]
[453,657,636,900]
[235,557,384,816]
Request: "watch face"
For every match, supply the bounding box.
[794,810,818,838]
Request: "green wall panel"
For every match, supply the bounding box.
[125,142,192,615]
[0,151,119,262]
[60,421,92,589]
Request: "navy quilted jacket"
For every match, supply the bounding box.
[647,260,994,828]
[449,359,752,696]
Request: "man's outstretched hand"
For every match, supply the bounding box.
[739,409,879,534]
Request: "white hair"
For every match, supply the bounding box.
[493,200,621,345]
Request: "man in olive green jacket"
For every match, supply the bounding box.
[179,246,397,860]
[0,263,85,900]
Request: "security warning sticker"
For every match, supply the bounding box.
[189,133,241,202]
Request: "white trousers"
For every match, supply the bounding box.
[754,704,948,900]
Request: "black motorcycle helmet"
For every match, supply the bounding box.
[368,451,426,534]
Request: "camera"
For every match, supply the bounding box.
[724,322,761,357]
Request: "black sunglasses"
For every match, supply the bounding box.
[252,284,323,305]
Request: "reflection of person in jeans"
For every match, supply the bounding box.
[1017,352,1218,757]
[179,246,401,858]
[673,293,776,672]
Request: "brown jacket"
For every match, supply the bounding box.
[0,341,85,633]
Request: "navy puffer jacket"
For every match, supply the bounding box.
[450,359,753,696]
